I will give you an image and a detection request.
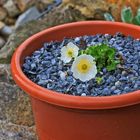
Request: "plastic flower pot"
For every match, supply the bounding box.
[11,21,140,140]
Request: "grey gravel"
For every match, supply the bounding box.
[23,33,140,96]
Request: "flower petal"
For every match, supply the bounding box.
[61,55,71,63]
[71,54,97,82]
[61,42,79,63]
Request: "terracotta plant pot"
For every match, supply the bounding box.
[11,21,140,140]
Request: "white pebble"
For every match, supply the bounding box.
[81,93,86,96]
[59,71,66,80]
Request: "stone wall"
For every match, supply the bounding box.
[0,0,56,49]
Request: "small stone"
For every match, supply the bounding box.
[132,65,139,71]
[74,37,81,43]
[119,76,127,81]
[102,68,107,74]
[0,0,6,6]
[38,80,47,86]
[0,21,5,30]
[76,84,83,94]
[108,76,115,82]
[0,121,37,139]
[59,71,66,80]
[47,82,55,90]
[102,87,111,96]
[124,86,130,92]
[67,69,73,75]
[122,71,127,76]
[31,63,36,69]
[36,0,54,11]
[115,81,121,86]
[23,63,30,70]
[0,26,12,37]
[15,6,41,28]
[66,76,74,82]
[16,0,35,12]
[0,7,7,21]
[41,61,51,67]
[54,0,62,6]
[113,89,121,94]
[136,81,140,86]
[4,0,21,17]
[4,16,16,25]
[134,84,138,89]
[0,37,5,49]
[116,74,121,79]
[111,86,116,91]
[51,59,56,65]
[81,93,86,96]
[0,64,12,83]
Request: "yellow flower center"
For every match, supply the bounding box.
[67,49,74,57]
[82,64,88,70]
[77,59,92,73]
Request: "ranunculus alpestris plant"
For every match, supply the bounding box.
[61,42,119,82]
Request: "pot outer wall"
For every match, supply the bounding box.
[31,97,140,140]
[11,21,140,140]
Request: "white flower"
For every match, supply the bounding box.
[71,54,97,82]
[61,42,79,63]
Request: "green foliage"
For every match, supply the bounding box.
[104,6,140,26]
[132,9,140,25]
[96,77,103,84]
[121,6,133,23]
[121,6,140,25]
[104,13,115,21]
[80,44,119,72]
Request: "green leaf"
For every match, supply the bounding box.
[104,13,115,21]
[96,77,103,84]
[132,8,140,25]
[107,63,116,71]
[121,7,133,23]
[106,48,115,58]
[79,50,85,55]
[81,44,119,72]
[107,60,119,71]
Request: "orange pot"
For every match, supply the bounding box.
[11,21,140,140]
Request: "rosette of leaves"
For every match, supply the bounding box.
[80,44,119,72]
[121,6,133,23]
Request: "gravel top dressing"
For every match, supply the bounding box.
[22,32,140,96]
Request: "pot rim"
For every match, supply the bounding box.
[11,21,140,110]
